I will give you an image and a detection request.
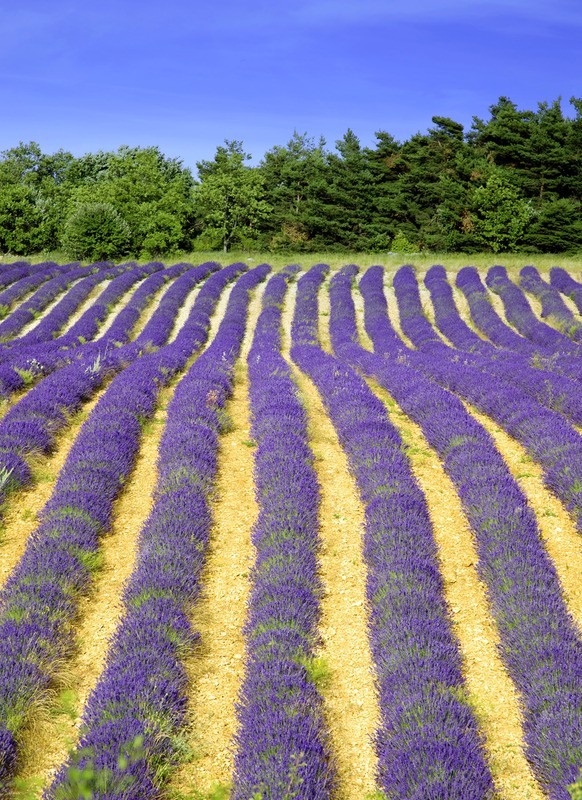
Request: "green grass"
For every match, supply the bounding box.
[4,250,582,279]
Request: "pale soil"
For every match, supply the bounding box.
[446,271,491,341]
[13,279,242,797]
[16,278,85,337]
[167,285,264,797]
[558,292,581,317]
[367,379,546,800]
[0,390,106,593]
[352,286,374,351]
[57,280,111,335]
[296,281,381,798]
[466,405,582,633]
[166,284,203,342]
[486,285,520,332]
[350,289,546,799]
[94,277,147,339]
[115,277,177,341]
[382,270,415,349]
[417,283,454,346]
[14,383,174,796]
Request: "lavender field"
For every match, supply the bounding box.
[0,259,580,800]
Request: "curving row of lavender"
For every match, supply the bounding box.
[0,261,51,294]
[391,266,582,535]
[231,266,336,799]
[0,262,102,342]
[423,265,582,425]
[292,264,494,799]
[551,266,582,314]
[520,265,582,342]
[0,261,220,506]
[485,265,576,353]
[454,266,582,383]
[346,265,582,798]
[46,263,269,799]
[0,261,187,395]
[0,262,74,321]
[0,261,250,796]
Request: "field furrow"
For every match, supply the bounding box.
[283,281,380,799]
[0,260,580,800]
[168,281,263,796]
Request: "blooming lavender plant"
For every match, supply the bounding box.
[391,266,582,534]
[420,265,582,426]
[231,266,336,799]
[550,267,582,314]
[486,265,577,353]
[520,265,582,342]
[0,263,162,397]
[14,262,127,347]
[0,263,102,342]
[456,266,582,382]
[0,262,69,317]
[353,265,582,799]
[45,264,269,800]
[291,265,495,800]
[0,263,219,507]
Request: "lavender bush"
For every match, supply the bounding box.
[291,264,494,799]
[232,265,336,799]
[45,264,269,800]
[353,265,582,798]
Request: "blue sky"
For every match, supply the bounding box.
[2,1,581,173]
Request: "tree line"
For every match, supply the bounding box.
[1,95,582,259]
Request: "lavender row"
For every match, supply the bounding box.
[343,266,582,798]
[0,262,172,398]
[46,264,268,799]
[392,266,582,533]
[0,262,219,505]
[485,265,576,353]
[232,266,335,799]
[0,262,102,342]
[550,267,582,313]
[292,265,494,799]
[13,262,129,347]
[0,261,48,293]
[0,262,249,795]
[520,265,582,342]
[422,266,582,425]
[0,261,69,318]
[455,266,582,382]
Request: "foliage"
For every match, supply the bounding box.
[61,202,131,260]
[2,95,582,256]
[470,173,533,252]
[193,140,271,252]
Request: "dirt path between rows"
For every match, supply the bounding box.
[286,279,381,799]
[466,404,582,633]
[366,378,546,800]
[348,282,546,799]
[0,390,106,593]
[13,381,175,796]
[167,284,263,797]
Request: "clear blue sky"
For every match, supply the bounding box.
[2,1,581,173]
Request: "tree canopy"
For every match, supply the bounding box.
[1,96,581,257]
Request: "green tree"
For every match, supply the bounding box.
[0,141,74,253]
[320,129,381,250]
[470,172,533,252]
[525,198,582,253]
[378,116,472,250]
[260,132,328,250]
[193,140,271,252]
[61,202,131,260]
[66,146,196,256]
